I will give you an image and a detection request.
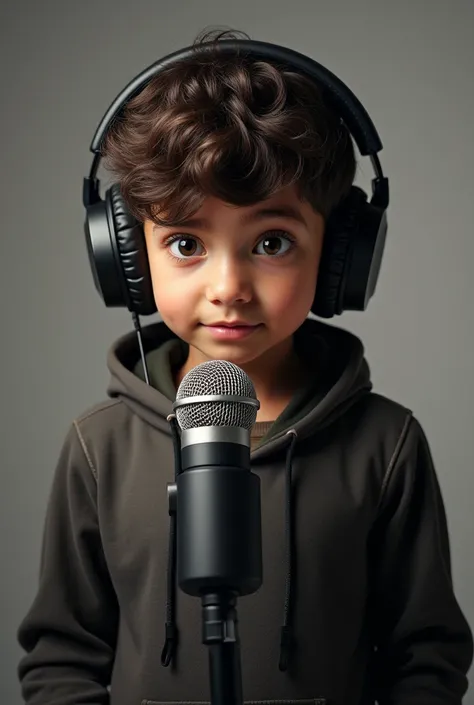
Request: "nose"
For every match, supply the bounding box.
[205,254,253,306]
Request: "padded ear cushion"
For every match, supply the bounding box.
[312,187,366,318]
[106,183,157,316]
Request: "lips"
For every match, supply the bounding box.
[205,321,257,327]
[202,322,262,341]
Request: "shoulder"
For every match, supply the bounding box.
[342,391,429,482]
[70,398,138,468]
[344,390,414,445]
[355,391,433,490]
[358,391,413,429]
[359,391,427,447]
[73,398,128,437]
[46,400,133,487]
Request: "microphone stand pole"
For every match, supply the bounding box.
[202,591,243,705]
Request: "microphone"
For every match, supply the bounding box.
[170,359,263,705]
[172,359,263,598]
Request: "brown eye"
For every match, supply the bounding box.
[263,237,282,255]
[255,232,293,257]
[169,237,204,258]
[178,239,197,256]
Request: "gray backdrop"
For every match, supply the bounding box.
[1,0,473,702]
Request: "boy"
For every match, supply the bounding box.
[17,29,473,705]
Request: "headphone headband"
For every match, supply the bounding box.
[90,40,382,157]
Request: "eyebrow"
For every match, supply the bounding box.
[153,205,308,231]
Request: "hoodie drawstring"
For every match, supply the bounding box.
[279,429,298,672]
[161,419,299,673]
[161,414,181,668]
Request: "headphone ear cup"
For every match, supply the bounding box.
[84,184,156,315]
[312,187,363,318]
[84,192,125,309]
[312,186,387,318]
[106,184,156,316]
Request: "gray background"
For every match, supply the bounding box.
[1,0,473,702]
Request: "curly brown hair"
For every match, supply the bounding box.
[102,28,356,226]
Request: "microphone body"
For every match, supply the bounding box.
[177,426,262,597]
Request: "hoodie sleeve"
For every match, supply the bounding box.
[17,423,119,705]
[368,415,473,705]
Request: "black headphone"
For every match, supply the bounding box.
[83,40,389,319]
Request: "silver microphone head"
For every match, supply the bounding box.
[173,360,259,431]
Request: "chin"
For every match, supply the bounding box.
[198,342,274,367]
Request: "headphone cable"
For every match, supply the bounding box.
[132,311,150,386]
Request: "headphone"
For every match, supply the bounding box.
[83,40,389,319]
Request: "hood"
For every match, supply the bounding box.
[106,318,372,456]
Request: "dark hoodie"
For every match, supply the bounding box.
[17,319,473,705]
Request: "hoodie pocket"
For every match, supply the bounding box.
[143,700,326,705]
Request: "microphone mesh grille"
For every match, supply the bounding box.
[175,360,258,430]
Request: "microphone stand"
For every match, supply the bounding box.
[202,591,243,705]
[170,433,262,705]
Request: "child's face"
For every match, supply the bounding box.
[143,184,324,371]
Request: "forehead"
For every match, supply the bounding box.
[199,184,304,215]
[155,184,321,230]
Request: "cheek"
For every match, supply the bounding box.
[267,279,314,320]
[153,281,190,326]
[263,257,320,317]
[147,255,194,327]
